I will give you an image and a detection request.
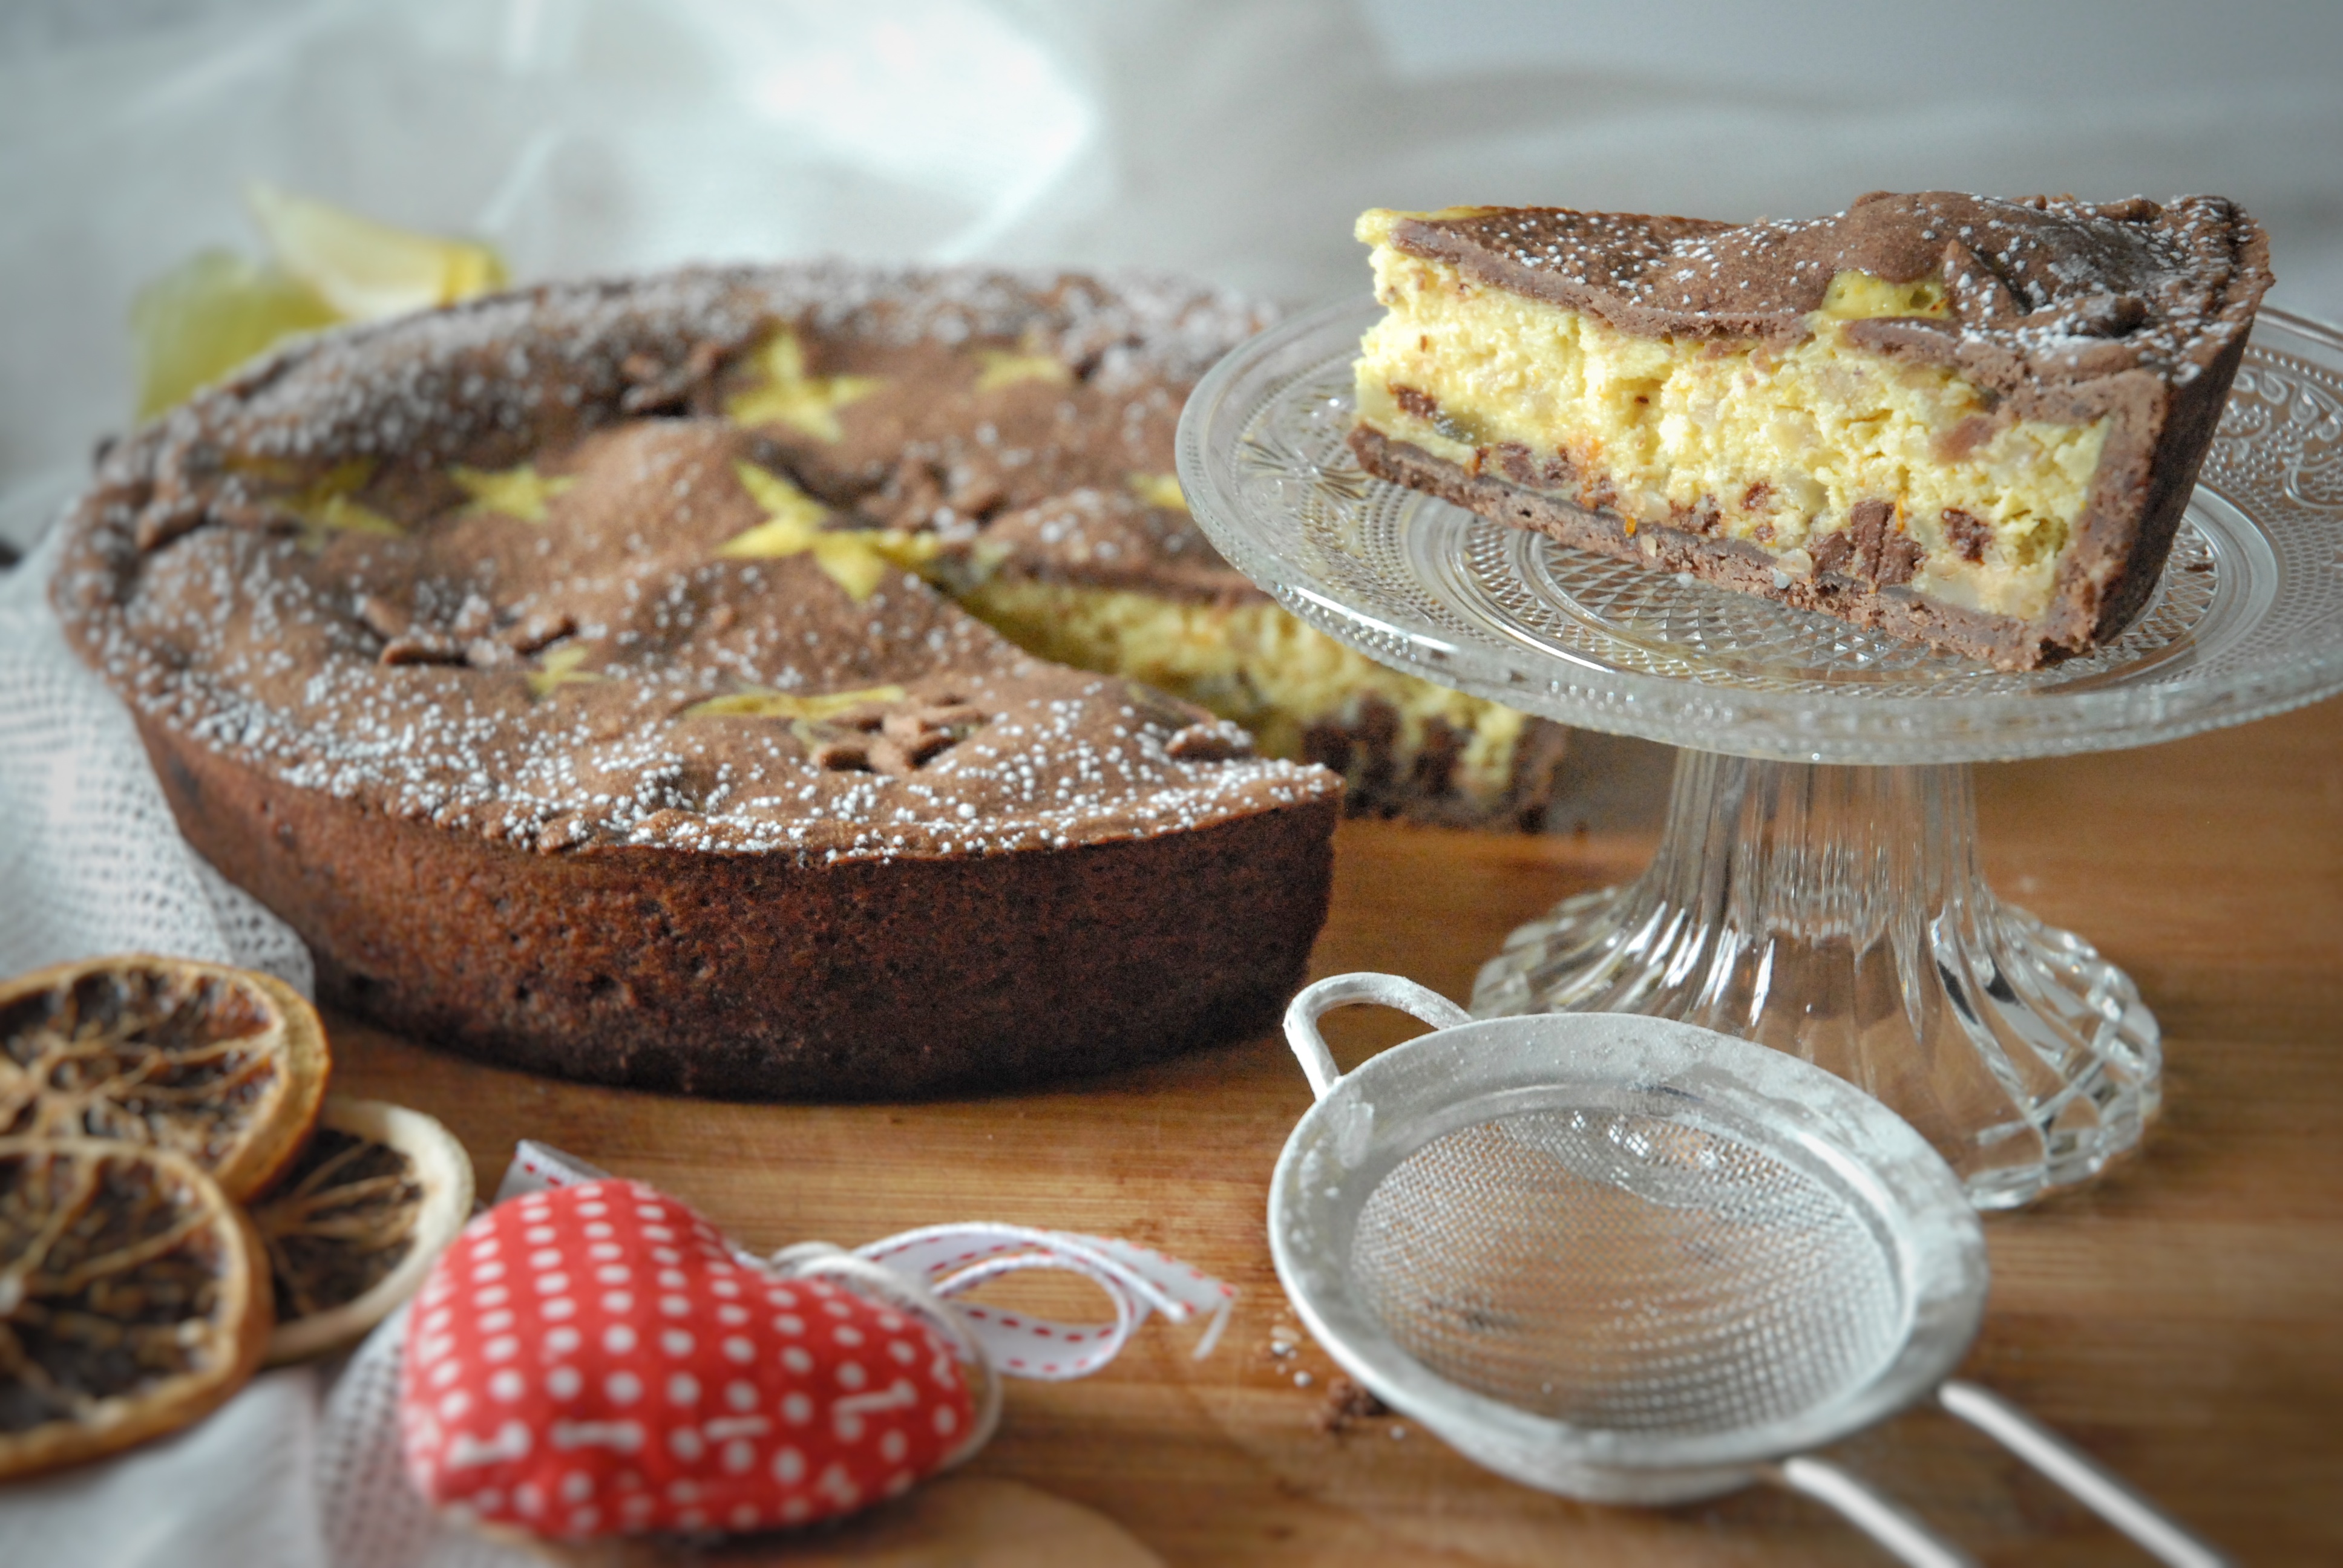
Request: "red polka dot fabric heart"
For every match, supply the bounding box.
[399,1179,976,1539]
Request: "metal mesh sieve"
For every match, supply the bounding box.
[1270,974,2229,1568]
[1348,1102,1904,1439]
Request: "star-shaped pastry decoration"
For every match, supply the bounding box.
[715,462,940,602]
[451,462,578,523]
[525,643,605,699]
[277,459,402,551]
[718,463,829,547]
[1126,471,1187,512]
[973,348,1072,394]
[724,327,882,442]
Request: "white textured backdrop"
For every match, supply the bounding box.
[2,0,2339,554]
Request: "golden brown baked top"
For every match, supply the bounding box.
[54,265,1340,863]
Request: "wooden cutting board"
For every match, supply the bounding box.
[331,706,2343,1566]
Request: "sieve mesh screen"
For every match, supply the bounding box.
[1348,1104,1904,1436]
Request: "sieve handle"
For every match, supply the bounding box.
[1938,1381,2232,1568]
[1282,972,1473,1101]
[1766,1457,1979,1568]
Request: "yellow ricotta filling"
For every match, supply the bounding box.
[956,578,1530,811]
[1353,213,2111,621]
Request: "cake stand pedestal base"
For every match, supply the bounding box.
[1472,753,2160,1209]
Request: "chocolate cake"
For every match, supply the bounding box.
[52,265,1350,1099]
[1350,192,2272,669]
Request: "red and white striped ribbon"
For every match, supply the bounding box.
[498,1142,1234,1390]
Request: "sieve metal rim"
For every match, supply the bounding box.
[1268,1006,1988,1479]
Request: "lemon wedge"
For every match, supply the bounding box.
[131,188,511,417]
[247,182,506,322]
[129,250,338,418]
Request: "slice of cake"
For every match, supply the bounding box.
[1349,192,2272,669]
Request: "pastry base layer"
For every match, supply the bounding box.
[1351,426,2054,668]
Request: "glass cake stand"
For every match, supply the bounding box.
[1178,299,2343,1208]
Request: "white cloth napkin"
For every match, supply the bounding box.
[0,524,341,1566]
[0,526,314,993]
[0,1368,330,1568]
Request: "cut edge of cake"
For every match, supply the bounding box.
[48,263,1353,1100]
[925,492,1570,827]
[1348,192,2273,670]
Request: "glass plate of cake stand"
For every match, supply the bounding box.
[1179,299,2343,1209]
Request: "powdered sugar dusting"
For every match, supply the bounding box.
[1407,191,2269,381]
[53,264,1339,866]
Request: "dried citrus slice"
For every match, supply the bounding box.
[254,1096,473,1365]
[247,181,507,322]
[0,1137,272,1480]
[0,955,330,1203]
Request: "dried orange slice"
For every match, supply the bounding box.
[254,1096,473,1365]
[0,956,330,1203]
[0,1137,272,1480]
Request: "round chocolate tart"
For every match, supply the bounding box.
[54,265,1342,1098]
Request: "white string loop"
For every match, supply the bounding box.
[769,1244,1004,1469]
[496,1143,1237,1472]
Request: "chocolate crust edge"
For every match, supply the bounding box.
[1388,195,2274,414]
[138,713,1335,1101]
[1348,426,2052,670]
[2072,320,2253,647]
